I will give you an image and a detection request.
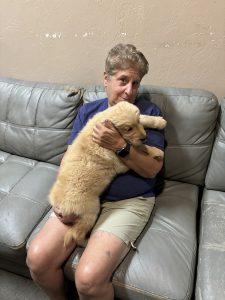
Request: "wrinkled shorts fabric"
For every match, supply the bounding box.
[50,196,155,247]
[92,196,155,246]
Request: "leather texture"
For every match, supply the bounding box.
[0,77,83,165]
[0,269,48,300]
[0,77,220,300]
[0,77,83,277]
[195,98,225,299]
[0,152,58,252]
[205,98,225,191]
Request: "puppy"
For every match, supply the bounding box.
[49,101,166,247]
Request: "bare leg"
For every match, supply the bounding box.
[75,230,130,300]
[26,216,76,300]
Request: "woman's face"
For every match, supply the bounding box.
[104,68,142,107]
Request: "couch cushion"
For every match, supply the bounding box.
[205,98,225,191]
[83,85,219,186]
[0,269,48,300]
[0,77,83,165]
[195,98,225,299]
[0,150,58,262]
[195,189,225,300]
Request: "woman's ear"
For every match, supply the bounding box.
[103,72,109,87]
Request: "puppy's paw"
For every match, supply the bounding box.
[155,117,167,129]
[140,115,167,129]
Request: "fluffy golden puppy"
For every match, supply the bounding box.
[49,101,166,247]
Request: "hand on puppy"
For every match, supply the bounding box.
[92,119,126,151]
[53,206,79,225]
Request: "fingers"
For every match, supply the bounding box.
[92,119,125,151]
[93,119,114,133]
[92,120,114,142]
[93,119,117,137]
[102,119,114,129]
[53,206,79,225]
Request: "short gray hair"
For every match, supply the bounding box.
[105,44,149,78]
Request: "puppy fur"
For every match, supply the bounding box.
[49,101,166,247]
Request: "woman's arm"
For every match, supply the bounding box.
[92,120,164,178]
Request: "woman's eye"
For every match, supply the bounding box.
[120,78,127,84]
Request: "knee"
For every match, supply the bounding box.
[75,265,102,297]
[26,242,49,275]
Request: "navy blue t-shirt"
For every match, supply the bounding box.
[68,98,165,201]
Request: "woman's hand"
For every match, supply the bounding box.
[53,206,79,225]
[92,119,126,151]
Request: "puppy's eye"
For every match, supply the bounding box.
[127,127,133,132]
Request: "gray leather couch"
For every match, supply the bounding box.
[195,97,225,300]
[0,77,222,300]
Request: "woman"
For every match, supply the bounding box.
[26,43,165,300]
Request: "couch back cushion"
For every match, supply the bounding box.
[0,78,83,165]
[205,98,225,190]
[83,85,219,185]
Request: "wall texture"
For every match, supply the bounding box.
[0,0,224,99]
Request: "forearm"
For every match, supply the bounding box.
[120,145,163,178]
[92,120,164,178]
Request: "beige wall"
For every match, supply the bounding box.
[0,0,224,100]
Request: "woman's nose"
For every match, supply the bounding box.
[125,83,133,95]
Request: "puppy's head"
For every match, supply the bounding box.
[109,102,146,146]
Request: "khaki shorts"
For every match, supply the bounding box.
[50,196,155,247]
[92,196,155,247]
